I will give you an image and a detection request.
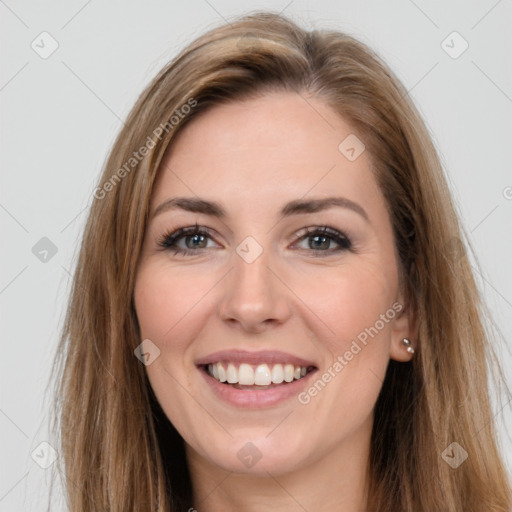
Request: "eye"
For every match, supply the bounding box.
[157,224,353,257]
[291,226,352,255]
[157,224,219,256]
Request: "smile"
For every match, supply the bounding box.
[195,349,319,407]
[206,362,314,388]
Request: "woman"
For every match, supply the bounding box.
[50,10,511,511]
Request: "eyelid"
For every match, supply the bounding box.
[156,224,220,251]
[290,225,353,251]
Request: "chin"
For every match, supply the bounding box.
[199,427,311,475]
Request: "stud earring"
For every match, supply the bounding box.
[402,338,415,354]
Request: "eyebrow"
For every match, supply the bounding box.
[151,196,369,222]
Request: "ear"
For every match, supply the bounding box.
[389,293,416,362]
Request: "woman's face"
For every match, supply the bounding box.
[134,91,412,477]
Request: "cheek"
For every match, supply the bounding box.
[291,259,397,349]
[291,260,398,416]
[134,253,398,369]
[134,261,215,343]
[133,263,216,429]
[291,264,397,436]
[133,263,205,410]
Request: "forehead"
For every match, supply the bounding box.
[152,91,383,219]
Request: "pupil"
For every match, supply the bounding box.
[312,236,328,250]
[189,234,205,248]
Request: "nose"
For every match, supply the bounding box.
[217,246,292,334]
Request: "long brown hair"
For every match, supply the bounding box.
[49,10,511,511]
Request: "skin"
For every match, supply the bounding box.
[134,91,414,511]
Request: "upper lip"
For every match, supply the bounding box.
[195,349,318,368]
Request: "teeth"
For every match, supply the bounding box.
[226,363,237,384]
[218,364,227,382]
[206,362,311,385]
[239,363,254,385]
[284,364,294,383]
[271,364,284,384]
[254,364,271,385]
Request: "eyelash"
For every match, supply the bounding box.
[157,223,353,257]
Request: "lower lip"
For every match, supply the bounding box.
[198,366,318,409]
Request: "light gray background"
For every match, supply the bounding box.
[1,1,511,509]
